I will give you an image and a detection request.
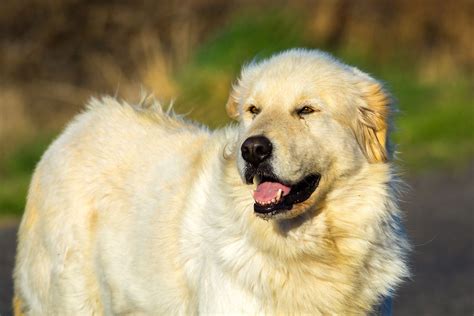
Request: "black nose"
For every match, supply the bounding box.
[241,136,273,167]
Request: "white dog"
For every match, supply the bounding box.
[14,49,409,315]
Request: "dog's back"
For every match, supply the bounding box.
[13,97,218,314]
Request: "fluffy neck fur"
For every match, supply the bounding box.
[202,142,410,314]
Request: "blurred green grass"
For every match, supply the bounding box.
[0,134,54,216]
[1,9,472,217]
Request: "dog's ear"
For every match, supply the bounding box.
[225,87,240,120]
[356,80,392,163]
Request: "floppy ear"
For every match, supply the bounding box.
[356,81,392,163]
[225,87,240,120]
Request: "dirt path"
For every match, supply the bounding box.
[394,164,474,315]
[1,166,473,315]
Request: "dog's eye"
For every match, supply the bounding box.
[248,105,261,115]
[297,106,317,116]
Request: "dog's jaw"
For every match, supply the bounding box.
[243,163,321,219]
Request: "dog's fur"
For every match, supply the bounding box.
[14,49,410,315]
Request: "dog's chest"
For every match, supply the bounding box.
[195,260,264,314]
[186,242,335,315]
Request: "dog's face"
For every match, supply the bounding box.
[227,50,392,220]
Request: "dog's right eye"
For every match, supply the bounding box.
[248,105,261,115]
[297,106,317,116]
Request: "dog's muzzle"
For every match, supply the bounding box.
[241,141,320,217]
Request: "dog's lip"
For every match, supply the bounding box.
[253,174,321,216]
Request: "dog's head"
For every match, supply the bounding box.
[227,49,393,220]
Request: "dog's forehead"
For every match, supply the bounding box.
[246,68,349,109]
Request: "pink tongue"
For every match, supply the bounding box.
[253,182,291,203]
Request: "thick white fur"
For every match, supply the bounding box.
[14,49,409,315]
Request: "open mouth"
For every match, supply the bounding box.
[252,173,321,216]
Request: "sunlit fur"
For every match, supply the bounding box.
[14,49,410,315]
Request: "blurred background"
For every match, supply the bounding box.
[0,0,472,315]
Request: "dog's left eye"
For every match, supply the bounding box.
[297,106,317,116]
